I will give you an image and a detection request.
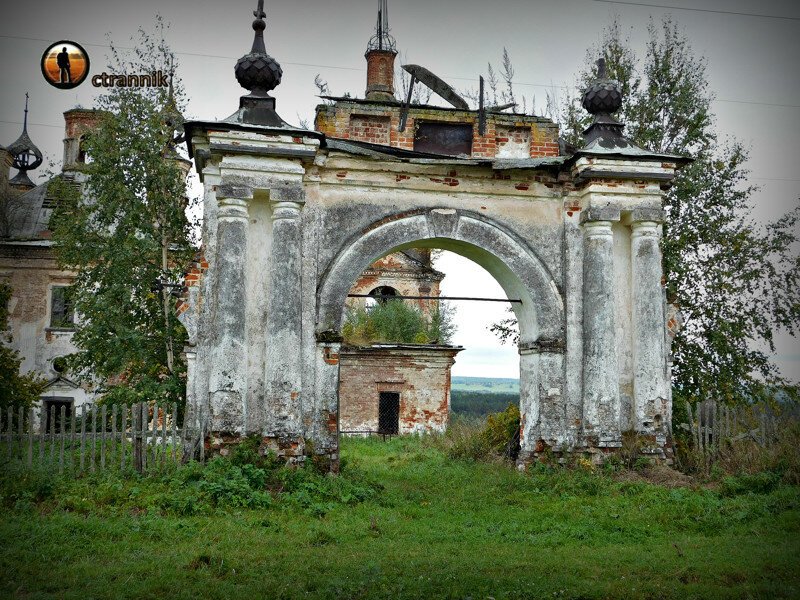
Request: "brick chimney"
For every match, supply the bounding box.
[62,108,104,171]
[365,50,397,102]
[365,0,397,102]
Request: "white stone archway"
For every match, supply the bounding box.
[313,208,567,464]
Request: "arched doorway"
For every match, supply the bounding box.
[314,208,567,466]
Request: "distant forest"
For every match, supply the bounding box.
[450,390,519,419]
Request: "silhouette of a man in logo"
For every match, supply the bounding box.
[57,47,71,83]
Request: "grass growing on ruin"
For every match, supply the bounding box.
[1,436,799,599]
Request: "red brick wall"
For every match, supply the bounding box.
[349,115,391,145]
[316,101,560,158]
[339,346,461,434]
[347,252,443,317]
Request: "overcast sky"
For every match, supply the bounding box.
[1,0,798,379]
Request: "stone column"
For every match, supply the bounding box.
[264,186,305,448]
[518,345,540,461]
[314,339,342,471]
[631,217,668,440]
[518,338,567,462]
[582,218,620,446]
[207,185,251,434]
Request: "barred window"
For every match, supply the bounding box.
[50,286,75,329]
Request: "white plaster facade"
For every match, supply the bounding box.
[179,117,684,468]
[177,6,687,469]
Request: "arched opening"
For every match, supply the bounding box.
[314,209,566,464]
[367,285,399,306]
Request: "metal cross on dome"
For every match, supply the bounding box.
[253,0,265,19]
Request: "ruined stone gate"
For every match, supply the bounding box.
[178,3,687,469]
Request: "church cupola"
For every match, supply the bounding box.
[7,94,43,191]
[365,0,397,102]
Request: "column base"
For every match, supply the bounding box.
[516,437,674,470]
[203,433,340,472]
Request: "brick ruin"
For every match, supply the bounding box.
[339,249,459,436]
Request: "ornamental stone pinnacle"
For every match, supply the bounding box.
[234,0,283,96]
[580,56,632,149]
[581,58,622,116]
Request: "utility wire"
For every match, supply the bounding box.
[1,33,798,109]
[591,0,800,21]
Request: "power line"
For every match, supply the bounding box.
[592,0,800,21]
[0,119,62,129]
[0,34,364,73]
[2,33,798,110]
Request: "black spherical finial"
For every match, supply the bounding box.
[235,0,283,96]
[581,57,622,116]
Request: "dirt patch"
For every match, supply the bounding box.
[614,464,696,488]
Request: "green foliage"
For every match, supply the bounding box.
[494,16,800,406]
[484,403,520,458]
[2,437,799,598]
[720,472,782,497]
[0,282,46,409]
[342,300,455,345]
[678,419,800,484]
[0,460,57,511]
[441,403,520,461]
[49,21,195,406]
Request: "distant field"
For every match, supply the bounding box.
[451,376,519,394]
[450,390,519,419]
[450,377,520,418]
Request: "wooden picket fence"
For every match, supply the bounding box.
[1,402,206,474]
[682,400,787,472]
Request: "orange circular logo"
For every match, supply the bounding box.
[41,41,90,89]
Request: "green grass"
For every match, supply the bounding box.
[1,436,799,599]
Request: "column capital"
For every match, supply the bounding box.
[218,196,249,221]
[269,184,305,221]
[582,219,614,238]
[630,207,665,224]
[580,205,620,225]
[519,337,566,355]
[271,201,302,221]
[630,220,660,239]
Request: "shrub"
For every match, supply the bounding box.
[439,404,520,462]
[0,459,57,510]
[342,300,455,345]
[484,403,520,460]
[720,472,782,496]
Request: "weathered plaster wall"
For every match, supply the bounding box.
[0,244,95,417]
[183,125,678,467]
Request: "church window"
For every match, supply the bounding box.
[369,286,399,305]
[50,285,75,329]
